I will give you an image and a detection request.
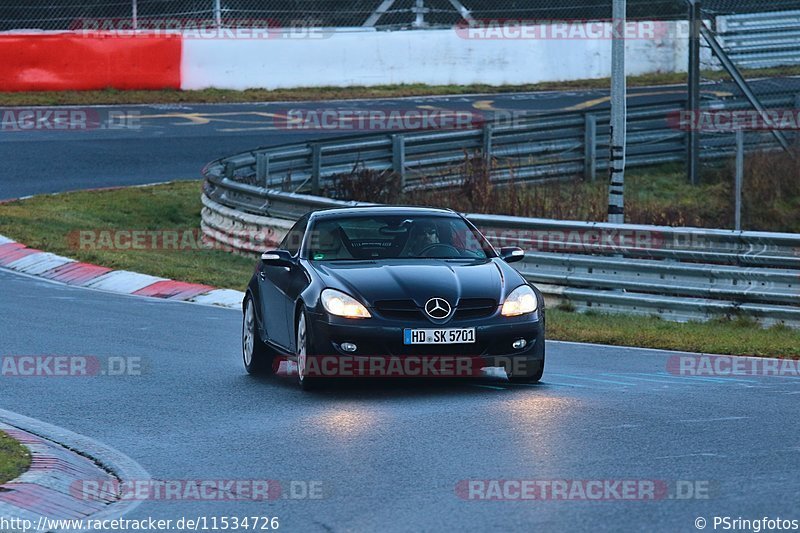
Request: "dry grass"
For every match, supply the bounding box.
[329,152,800,231]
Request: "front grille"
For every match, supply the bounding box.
[455,298,497,320]
[374,299,423,320]
[375,298,497,321]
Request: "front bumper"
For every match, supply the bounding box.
[306,309,544,371]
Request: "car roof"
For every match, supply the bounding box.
[309,205,459,220]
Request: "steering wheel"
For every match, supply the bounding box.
[418,243,460,257]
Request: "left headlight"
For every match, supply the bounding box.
[501,285,538,317]
[321,289,372,319]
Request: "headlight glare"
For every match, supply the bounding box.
[321,289,371,319]
[501,285,538,317]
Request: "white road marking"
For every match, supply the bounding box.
[550,373,637,386]
[679,416,748,424]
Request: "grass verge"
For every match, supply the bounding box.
[548,311,800,358]
[1,180,799,358]
[0,182,255,290]
[0,431,31,485]
[1,67,797,106]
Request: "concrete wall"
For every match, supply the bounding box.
[182,22,703,90]
[2,22,716,91]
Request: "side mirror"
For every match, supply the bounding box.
[261,250,294,267]
[500,246,525,264]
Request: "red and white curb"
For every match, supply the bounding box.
[0,235,245,310]
[0,426,117,524]
[0,409,150,531]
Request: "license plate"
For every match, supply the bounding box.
[403,328,476,345]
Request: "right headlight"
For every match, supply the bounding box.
[321,289,371,319]
[501,285,538,317]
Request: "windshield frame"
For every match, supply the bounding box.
[300,212,498,262]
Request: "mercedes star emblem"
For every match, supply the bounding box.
[424,298,452,320]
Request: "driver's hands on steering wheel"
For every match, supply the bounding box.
[418,243,461,258]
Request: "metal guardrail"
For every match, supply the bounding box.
[203,94,796,199]
[518,252,800,323]
[200,184,800,326]
[716,9,800,69]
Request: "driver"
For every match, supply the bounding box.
[405,221,440,256]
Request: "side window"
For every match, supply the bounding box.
[280,215,309,256]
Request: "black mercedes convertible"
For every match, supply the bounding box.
[242,206,545,389]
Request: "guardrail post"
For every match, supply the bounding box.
[735,128,744,231]
[311,144,322,195]
[584,113,597,181]
[256,153,270,188]
[482,124,494,162]
[687,0,701,185]
[392,134,407,189]
[224,161,234,179]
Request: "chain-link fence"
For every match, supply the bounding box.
[680,0,800,230]
[692,0,800,180]
[0,0,700,32]
[5,0,800,32]
[0,1,795,31]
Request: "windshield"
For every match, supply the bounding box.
[305,214,495,261]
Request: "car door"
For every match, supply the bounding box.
[283,256,312,354]
[258,215,308,350]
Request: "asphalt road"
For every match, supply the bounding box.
[2,77,798,201]
[1,268,798,532]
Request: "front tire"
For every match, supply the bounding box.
[242,295,275,375]
[296,312,320,390]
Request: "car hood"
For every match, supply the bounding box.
[313,258,522,308]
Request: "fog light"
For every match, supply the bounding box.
[512,339,527,350]
[340,342,358,353]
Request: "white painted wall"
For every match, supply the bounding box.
[181,22,714,90]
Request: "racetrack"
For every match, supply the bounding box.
[2,82,799,530]
[1,268,798,531]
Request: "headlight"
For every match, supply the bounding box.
[321,289,371,319]
[501,285,538,317]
